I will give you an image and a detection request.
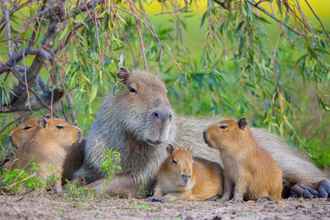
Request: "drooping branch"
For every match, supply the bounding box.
[1,0,14,57]
[246,0,304,36]
[0,48,53,75]
[303,0,330,39]
[0,0,107,114]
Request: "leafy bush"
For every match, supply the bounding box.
[0,162,45,193]
[100,149,122,179]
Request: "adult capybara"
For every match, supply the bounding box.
[152,144,223,201]
[76,68,330,198]
[204,118,282,201]
[9,117,83,192]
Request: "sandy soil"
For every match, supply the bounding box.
[1,194,330,220]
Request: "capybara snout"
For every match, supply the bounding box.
[181,174,191,186]
[150,107,173,122]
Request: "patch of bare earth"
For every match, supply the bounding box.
[0,194,329,220]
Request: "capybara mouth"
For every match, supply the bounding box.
[203,131,211,147]
[146,139,162,146]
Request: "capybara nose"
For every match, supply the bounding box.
[151,110,172,122]
[203,130,209,145]
[181,175,190,185]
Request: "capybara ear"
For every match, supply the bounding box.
[238,118,247,129]
[167,144,175,155]
[39,117,48,128]
[186,145,193,153]
[117,67,130,84]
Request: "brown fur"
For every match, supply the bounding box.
[153,145,223,201]
[77,69,175,197]
[204,118,282,201]
[77,69,328,198]
[8,117,83,192]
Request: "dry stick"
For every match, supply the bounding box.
[304,0,330,39]
[245,0,304,37]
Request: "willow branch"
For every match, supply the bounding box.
[246,0,304,36]
[1,0,14,57]
[303,0,330,39]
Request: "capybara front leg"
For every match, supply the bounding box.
[290,183,319,198]
[318,179,330,198]
[218,177,232,202]
[89,175,138,198]
[232,177,246,202]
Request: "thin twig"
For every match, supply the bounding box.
[213,0,231,10]
[54,23,84,54]
[1,0,14,57]
[0,0,35,32]
[28,0,48,48]
[0,68,59,113]
[118,7,164,62]
[303,0,330,39]
[127,0,148,70]
[246,0,304,36]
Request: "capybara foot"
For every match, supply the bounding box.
[146,196,165,203]
[256,197,272,203]
[318,179,330,198]
[290,184,319,198]
[207,195,219,201]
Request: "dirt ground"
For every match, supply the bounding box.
[0,194,329,220]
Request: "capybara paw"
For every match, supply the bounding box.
[231,198,244,203]
[318,179,330,198]
[217,195,230,203]
[289,184,319,198]
[146,196,165,203]
[256,197,272,203]
[207,195,219,201]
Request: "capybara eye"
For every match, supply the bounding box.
[172,159,177,164]
[128,86,137,94]
[56,125,64,129]
[23,126,32,130]
[219,124,228,129]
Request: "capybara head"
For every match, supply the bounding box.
[10,117,82,149]
[203,118,248,151]
[164,144,193,188]
[10,117,40,148]
[114,68,175,146]
[38,117,82,148]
